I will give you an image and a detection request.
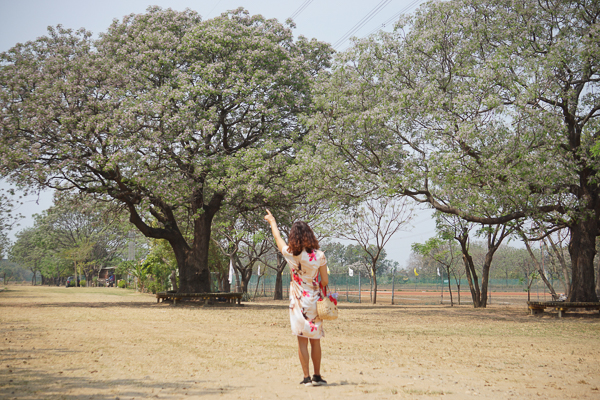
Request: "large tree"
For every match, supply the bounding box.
[309,0,600,302]
[0,8,332,293]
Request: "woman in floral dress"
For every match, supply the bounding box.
[264,209,329,386]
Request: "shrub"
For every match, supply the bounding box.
[118,280,127,289]
[147,280,164,294]
[80,279,86,287]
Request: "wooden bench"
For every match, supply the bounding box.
[156,292,243,305]
[528,301,600,318]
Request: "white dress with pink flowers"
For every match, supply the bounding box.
[282,246,327,339]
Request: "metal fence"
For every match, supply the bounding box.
[240,273,565,304]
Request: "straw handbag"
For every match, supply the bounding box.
[317,284,338,320]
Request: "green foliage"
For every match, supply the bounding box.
[146,280,163,294]
[117,260,135,277]
[0,259,29,284]
[0,7,333,292]
[7,193,132,285]
[9,227,45,281]
[131,261,151,292]
[307,0,600,300]
[117,280,127,289]
[141,239,176,292]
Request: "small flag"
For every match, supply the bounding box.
[437,267,440,276]
[258,266,261,276]
[414,268,419,277]
[228,260,234,284]
[349,268,354,277]
[327,266,331,275]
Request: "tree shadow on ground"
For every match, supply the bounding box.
[0,366,239,400]
[351,304,600,323]
[0,301,157,309]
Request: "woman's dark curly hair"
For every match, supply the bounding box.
[288,221,320,256]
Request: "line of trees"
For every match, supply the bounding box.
[1,1,598,304]
[411,214,600,306]
[6,193,132,286]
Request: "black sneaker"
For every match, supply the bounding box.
[300,376,312,386]
[312,375,327,386]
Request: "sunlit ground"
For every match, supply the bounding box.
[1,285,599,399]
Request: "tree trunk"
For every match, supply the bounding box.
[220,273,230,292]
[568,218,599,302]
[445,266,453,306]
[273,254,285,300]
[595,258,600,297]
[170,239,210,293]
[546,235,571,296]
[456,234,482,307]
[274,271,283,299]
[232,254,252,294]
[480,253,493,308]
[170,270,179,292]
[241,269,252,293]
[274,265,285,299]
[31,268,35,285]
[170,204,221,293]
[595,242,600,297]
[522,238,558,299]
[125,191,223,294]
[372,270,378,304]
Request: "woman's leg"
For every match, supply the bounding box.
[297,336,310,377]
[309,338,321,376]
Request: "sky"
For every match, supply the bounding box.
[0,0,435,267]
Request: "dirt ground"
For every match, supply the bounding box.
[1,286,599,400]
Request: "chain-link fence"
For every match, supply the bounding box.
[236,273,565,305]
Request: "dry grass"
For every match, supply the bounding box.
[1,285,599,399]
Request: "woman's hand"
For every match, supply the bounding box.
[265,209,286,252]
[264,209,276,225]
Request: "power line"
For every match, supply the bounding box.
[205,0,223,19]
[288,0,314,21]
[364,0,423,37]
[333,0,393,49]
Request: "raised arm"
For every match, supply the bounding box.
[264,209,287,252]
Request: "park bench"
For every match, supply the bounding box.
[528,301,600,318]
[156,292,243,306]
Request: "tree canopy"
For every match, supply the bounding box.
[308,0,600,301]
[0,7,333,293]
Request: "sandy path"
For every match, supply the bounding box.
[1,286,599,399]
